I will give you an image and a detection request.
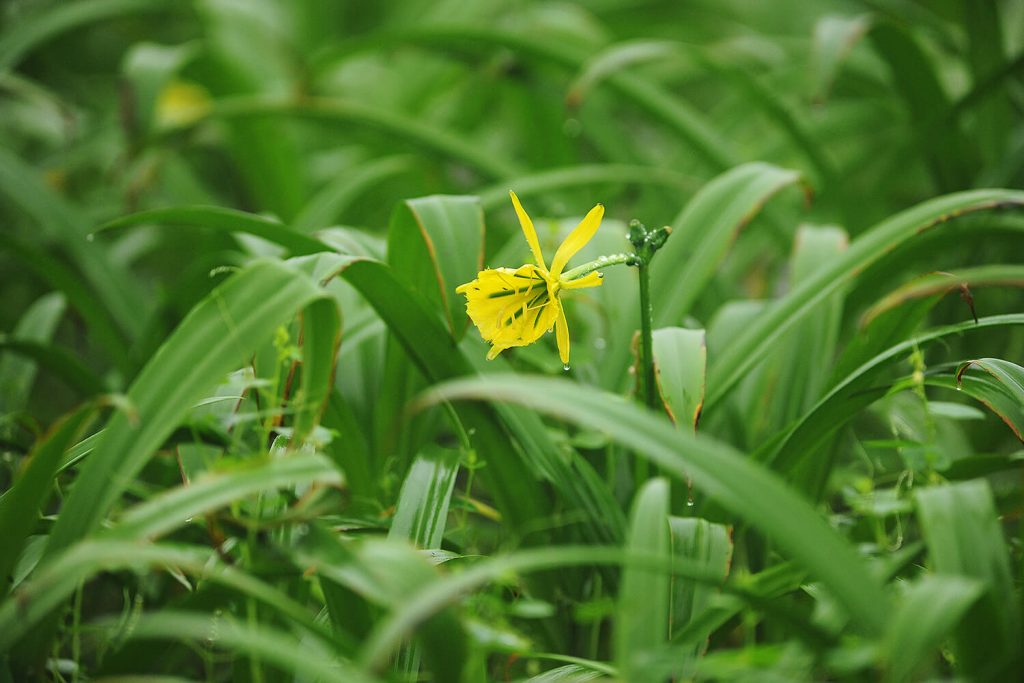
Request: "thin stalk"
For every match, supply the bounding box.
[561,252,637,281]
[636,260,658,412]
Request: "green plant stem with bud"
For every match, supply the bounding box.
[628,220,672,412]
[626,220,672,482]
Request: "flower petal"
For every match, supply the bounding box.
[561,271,604,290]
[509,191,547,269]
[549,203,604,279]
[459,265,556,353]
[555,300,570,366]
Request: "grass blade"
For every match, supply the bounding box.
[884,575,984,683]
[426,375,891,634]
[915,481,1021,678]
[707,189,1024,410]
[0,293,65,414]
[0,404,95,599]
[388,446,460,549]
[615,478,670,679]
[651,162,803,327]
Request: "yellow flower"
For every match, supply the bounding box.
[456,191,605,364]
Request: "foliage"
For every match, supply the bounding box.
[1,1,1023,681]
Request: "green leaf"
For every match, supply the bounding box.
[0,149,144,361]
[763,315,1024,497]
[206,96,521,180]
[0,0,173,71]
[103,611,371,683]
[759,224,848,436]
[104,453,342,541]
[0,338,106,399]
[478,164,697,211]
[42,259,331,552]
[0,292,65,414]
[388,195,484,339]
[0,404,95,599]
[868,21,975,190]
[615,478,670,679]
[651,327,706,430]
[884,575,984,683]
[651,162,803,327]
[0,540,336,657]
[915,481,1021,678]
[97,205,330,256]
[388,445,460,549]
[292,297,341,443]
[293,155,413,233]
[707,189,1024,410]
[668,517,732,647]
[426,375,891,634]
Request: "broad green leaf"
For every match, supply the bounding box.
[651,162,803,327]
[388,195,484,339]
[708,189,1024,410]
[956,358,1024,405]
[388,445,460,549]
[915,481,1021,678]
[615,478,670,680]
[426,375,891,634]
[884,575,984,683]
[651,327,706,430]
[0,404,95,599]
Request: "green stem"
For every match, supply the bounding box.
[636,260,658,412]
[561,252,637,281]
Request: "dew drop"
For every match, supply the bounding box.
[686,499,695,507]
[563,364,570,372]
[955,385,962,391]
[594,337,606,350]
[85,233,95,242]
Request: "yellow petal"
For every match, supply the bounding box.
[459,265,556,351]
[549,203,604,279]
[555,300,570,366]
[510,191,547,269]
[561,271,604,290]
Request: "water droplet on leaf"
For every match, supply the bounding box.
[563,364,570,372]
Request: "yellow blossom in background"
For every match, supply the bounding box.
[456,191,605,365]
[155,79,212,130]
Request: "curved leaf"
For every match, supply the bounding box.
[425,375,891,635]
[651,162,803,327]
[707,189,1024,409]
